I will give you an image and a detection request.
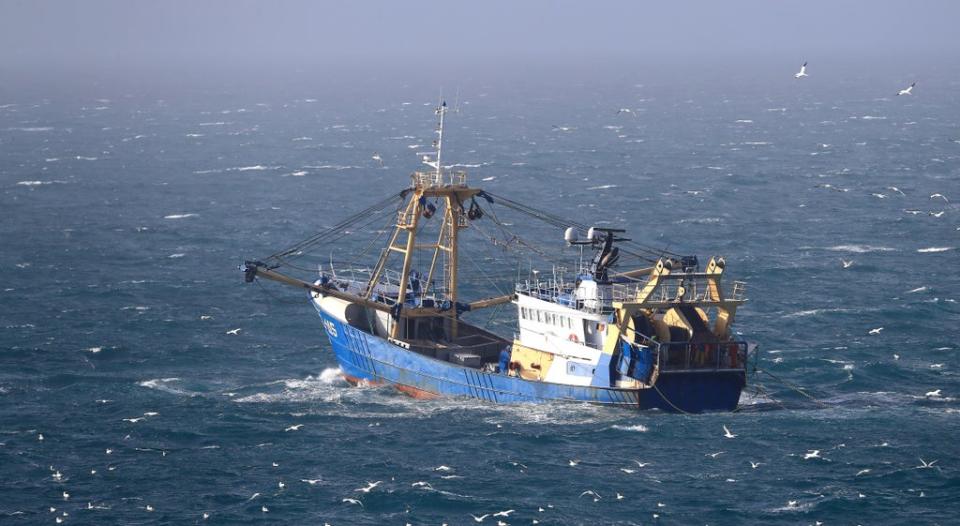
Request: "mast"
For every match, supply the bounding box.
[363,100,481,340]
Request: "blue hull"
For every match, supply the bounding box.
[318,311,745,413]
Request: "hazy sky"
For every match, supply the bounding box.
[3,0,958,73]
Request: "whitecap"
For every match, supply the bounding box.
[782,308,853,318]
[75,156,98,161]
[164,213,197,219]
[917,247,954,253]
[288,170,308,177]
[481,176,497,181]
[185,133,204,137]
[587,184,618,190]
[734,119,753,123]
[906,286,929,294]
[823,244,897,253]
[8,126,54,132]
[167,253,186,258]
[611,424,649,432]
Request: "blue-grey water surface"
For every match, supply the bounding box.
[2,71,959,524]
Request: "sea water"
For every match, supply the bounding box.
[2,69,958,524]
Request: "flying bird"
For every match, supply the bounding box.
[470,514,490,523]
[930,193,949,202]
[225,328,242,335]
[803,450,821,460]
[284,424,303,432]
[749,461,763,469]
[372,153,383,166]
[917,458,938,469]
[841,259,854,269]
[355,481,382,493]
[341,498,364,507]
[794,62,808,79]
[868,327,884,335]
[897,82,916,96]
[301,478,322,485]
[723,425,737,439]
[493,509,515,517]
[925,389,941,397]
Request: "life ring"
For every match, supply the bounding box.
[568,333,580,343]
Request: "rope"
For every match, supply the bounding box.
[756,369,827,408]
[651,382,692,415]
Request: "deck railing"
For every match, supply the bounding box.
[656,340,749,372]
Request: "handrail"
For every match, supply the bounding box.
[655,340,749,372]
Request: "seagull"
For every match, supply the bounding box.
[342,498,364,507]
[225,328,241,335]
[123,417,145,423]
[579,490,602,501]
[616,492,625,500]
[868,327,884,335]
[372,153,383,166]
[261,505,269,513]
[105,448,113,455]
[749,461,763,469]
[706,451,725,458]
[925,389,941,397]
[434,465,453,472]
[842,259,854,269]
[301,478,322,485]
[355,481,382,493]
[632,460,651,468]
[787,500,798,507]
[930,193,949,202]
[568,459,580,467]
[917,458,940,470]
[723,425,737,439]
[803,450,821,460]
[493,510,515,517]
[38,433,44,441]
[871,193,887,199]
[278,481,285,489]
[411,481,434,490]
[52,470,63,482]
[856,469,872,476]
[929,211,945,218]
[63,491,70,500]
[203,512,210,519]
[146,505,155,512]
[887,186,906,196]
[284,424,303,432]
[794,62,808,79]
[470,514,490,523]
[200,315,212,320]
[620,468,636,474]
[897,82,916,96]
[616,108,637,117]
[893,353,900,360]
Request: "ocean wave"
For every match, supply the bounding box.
[675,217,722,224]
[8,126,54,132]
[611,424,649,432]
[822,244,898,253]
[917,247,954,253]
[167,253,186,258]
[164,213,198,219]
[782,308,855,318]
[138,378,185,394]
[16,180,66,186]
[75,156,99,161]
[587,184,618,190]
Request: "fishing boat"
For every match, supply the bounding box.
[242,102,755,412]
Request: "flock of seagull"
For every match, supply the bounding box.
[28,417,945,524]
[793,61,916,96]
